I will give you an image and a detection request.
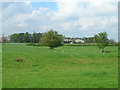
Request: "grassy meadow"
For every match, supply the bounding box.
[0,43,2,89]
[2,43,118,88]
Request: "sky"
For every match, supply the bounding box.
[0,1,118,41]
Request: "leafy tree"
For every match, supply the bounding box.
[94,32,108,53]
[10,32,42,43]
[10,33,19,42]
[40,30,64,49]
[18,33,25,43]
[82,37,88,43]
[24,32,31,43]
[33,32,42,43]
[36,33,42,43]
[32,32,36,43]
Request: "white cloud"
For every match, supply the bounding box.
[25,1,31,5]
[52,2,117,20]
[60,22,71,30]
[1,1,118,41]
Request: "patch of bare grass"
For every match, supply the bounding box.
[15,57,25,62]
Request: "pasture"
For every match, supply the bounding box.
[2,43,118,88]
[0,43,2,89]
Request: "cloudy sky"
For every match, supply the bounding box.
[1,1,118,41]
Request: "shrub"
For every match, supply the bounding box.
[94,32,108,53]
[40,30,64,49]
[27,43,36,46]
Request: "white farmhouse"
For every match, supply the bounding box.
[75,39,84,43]
[64,37,85,44]
[64,37,71,43]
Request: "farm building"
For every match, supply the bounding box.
[74,39,84,43]
[0,36,9,43]
[64,37,71,43]
[64,37,85,44]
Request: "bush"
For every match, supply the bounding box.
[27,43,36,46]
[40,30,64,49]
[27,43,48,47]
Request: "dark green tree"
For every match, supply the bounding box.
[10,32,42,43]
[40,30,64,49]
[94,32,108,53]
[18,33,25,43]
[32,32,42,43]
[10,33,19,42]
[36,33,42,43]
[24,32,30,43]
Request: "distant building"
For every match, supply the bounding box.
[70,42,73,44]
[64,37,85,44]
[0,36,9,43]
[64,37,71,43]
[74,39,84,43]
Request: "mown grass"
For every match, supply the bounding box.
[2,43,118,88]
[0,43,2,89]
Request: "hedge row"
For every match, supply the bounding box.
[27,43,47,46]
[27,43,119,47]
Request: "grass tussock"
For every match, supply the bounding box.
[15,57,25,62]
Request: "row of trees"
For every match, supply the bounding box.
[3,29,118,53]
[9,31,116,45]
[40,30,113,53]
[9,32,96,44]
[82,37,94,43]
[39,30,109,52]
[10,32,42,43]
[82,37,116,44]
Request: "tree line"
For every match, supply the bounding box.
[9,32,96,43]
[1,30,119,53]
[2,31,117,46]
[10,32,42,43]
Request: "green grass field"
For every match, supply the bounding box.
[2,43,118,88]
[0,43,2,89]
